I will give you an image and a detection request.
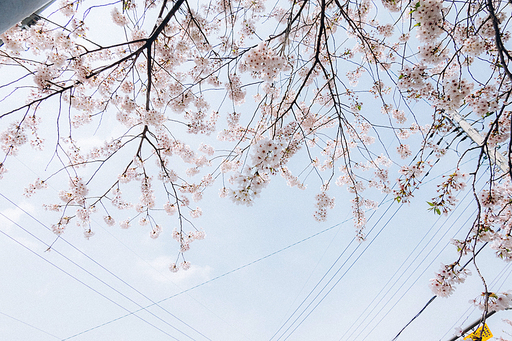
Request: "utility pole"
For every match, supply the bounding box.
[448,110,509,174]
[444,111,508,340]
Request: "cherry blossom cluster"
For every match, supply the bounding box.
[149,225,162,239]
[436,78,474,112]
[1,123,27,156]
[184,110,218,135]
[428,170,467,216]
[251,138,284,171]
[429,263,471,297]
[242,43,289,82]
[23,178,47,197]
[313,191,335,222]
[172,228,206,254]
[397,64,430,97]
[411,0,444,42]
[111,189,131,210]
[368,166,391,193]
[111,7,128,26]
[103,215,116,226]
[33,64,59,91]
[137,177,155,211]
[462,35,486,57]
[58,177,89,206]
[417,41,449,65]
[470,291,512,311]
[224,137,289,206]
[76,206,94,227]
[380,0,402,12]
[140,109,166,127]
[51,216,71,235]
[0,26,25,54]
[492,234,512,262]
[217,112,245,142]
[227,170,269,206]
[351,196,367,241]
[280,167,306,190]
[478,188,506,209]
[396,144,412,159]
[394,162,427,203]
[466,86,500,117]
[226,75,246,105]
[451,180,512,263]
[486,111,511,148]
[169,261,191,273]
[0,163,6,180]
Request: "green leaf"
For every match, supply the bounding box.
[409,2,421,14]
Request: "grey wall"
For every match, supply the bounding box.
[0,0,53,34]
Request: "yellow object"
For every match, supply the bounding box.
[463,323,493,341]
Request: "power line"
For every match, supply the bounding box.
[60,218,349,339]
[270,153,456,340]
[270,187,403,340]
[279,204,403,341]
[0,181,352,340]
[390,239,492,341]
[0,192,211,341]
[354,180,481,340]
[0,310,61,340]
[273,207,353,336]
[268,232,357,341]
[0,217,183,341]
[359,211,476,341]
[354,167,495,340]
[343,181,477,340]
[7,158,232,338]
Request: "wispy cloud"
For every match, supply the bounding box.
[136,256,213,287]
[0,202,35,233]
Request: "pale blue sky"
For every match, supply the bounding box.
[1,137,511,340]
[0,1,511,340]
